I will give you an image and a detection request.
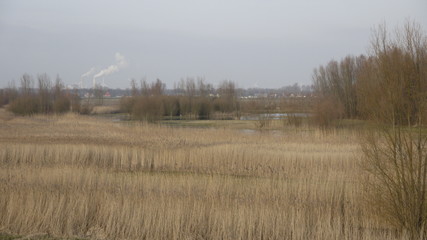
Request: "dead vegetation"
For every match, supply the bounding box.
[0,113,411,240]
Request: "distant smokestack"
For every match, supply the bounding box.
[92,52,128,88]
[80,67,96,89]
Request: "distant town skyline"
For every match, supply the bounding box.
[0,0,426,89]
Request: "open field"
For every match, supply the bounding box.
[0,111,406,239]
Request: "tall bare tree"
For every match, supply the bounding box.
[20,73,33,97]
[38,73,52,114]
[361,21,427,240]
[357,21,427,125]
[150,79,165,96]
[313,55,365,119]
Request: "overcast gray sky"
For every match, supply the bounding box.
[0,0,426,89]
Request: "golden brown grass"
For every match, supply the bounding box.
[0,113,406,239]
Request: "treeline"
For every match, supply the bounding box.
[313,21,427,126]
[120,78,239,121]
[0,73,80,115]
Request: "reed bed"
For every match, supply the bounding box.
[0,114,401,239]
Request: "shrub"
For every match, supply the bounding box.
[312,97,343,129]
[360,21,427,240]
[70,92,81,113]
[171,98,181,117]
[285,113,303,128]
[254,114,272,130]
[132,96,163,122]
[79,103,93,115]
[362,126,427,240]
[120,97,135,114]
[53,96,71,113]
[6,73,78,115]
[8,95,40,115]
[196,98,212,120]
[162,96,181,118]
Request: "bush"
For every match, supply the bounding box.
[53,96,71,113]
[171,98,181,117]
[254,114,272,130]
[162,97,181,118]
[6,73,79,115]
[360,21,427,240]
[362,126,427,239]
[8,95,40,115]
[312,97,343,129]
[79,103,93,115]
[285,113,303,128]
[196,99,212,120]
[132,96,163,122]
[120,97,135,114]
[70,93,81,113]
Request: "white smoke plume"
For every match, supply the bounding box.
[92,53,128,87]
[81,67,96,78]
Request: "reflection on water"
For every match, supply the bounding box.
[239,129,284,135]
[240,113,310,121]
[95,114,131,122]
[240,129,257,134]
[103,112,310,126]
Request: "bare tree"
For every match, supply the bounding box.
[362,124,427,239]
[20,73,33,96]
[218,80,237,112]
[313,55,365,119]
[197,77,208,97]
[362,20,427,240]
[130,78,139,97]
[140,78,150,97]
[150,79,165,96]
[52,75,70,113]
[38,73,52,114]
[185,78,196,117]
[358,21,427,125]
[93,84,105,105]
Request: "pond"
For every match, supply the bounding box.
[240,113,310,121]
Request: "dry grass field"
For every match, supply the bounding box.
[0,110,405,239]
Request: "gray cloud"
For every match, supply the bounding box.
[0,0,426,89]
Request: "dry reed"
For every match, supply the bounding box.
[0,113,404,239]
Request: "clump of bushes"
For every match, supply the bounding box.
[313,21,427,127]
[53,96,71,113]
[285,113,303,128]
[312,97,344,129]
[132,96,164,122]
[5,73,80,115]
[123,95,215,122]
[8,95,40,115]
[254,114,272,130]
[121,78,238,122]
